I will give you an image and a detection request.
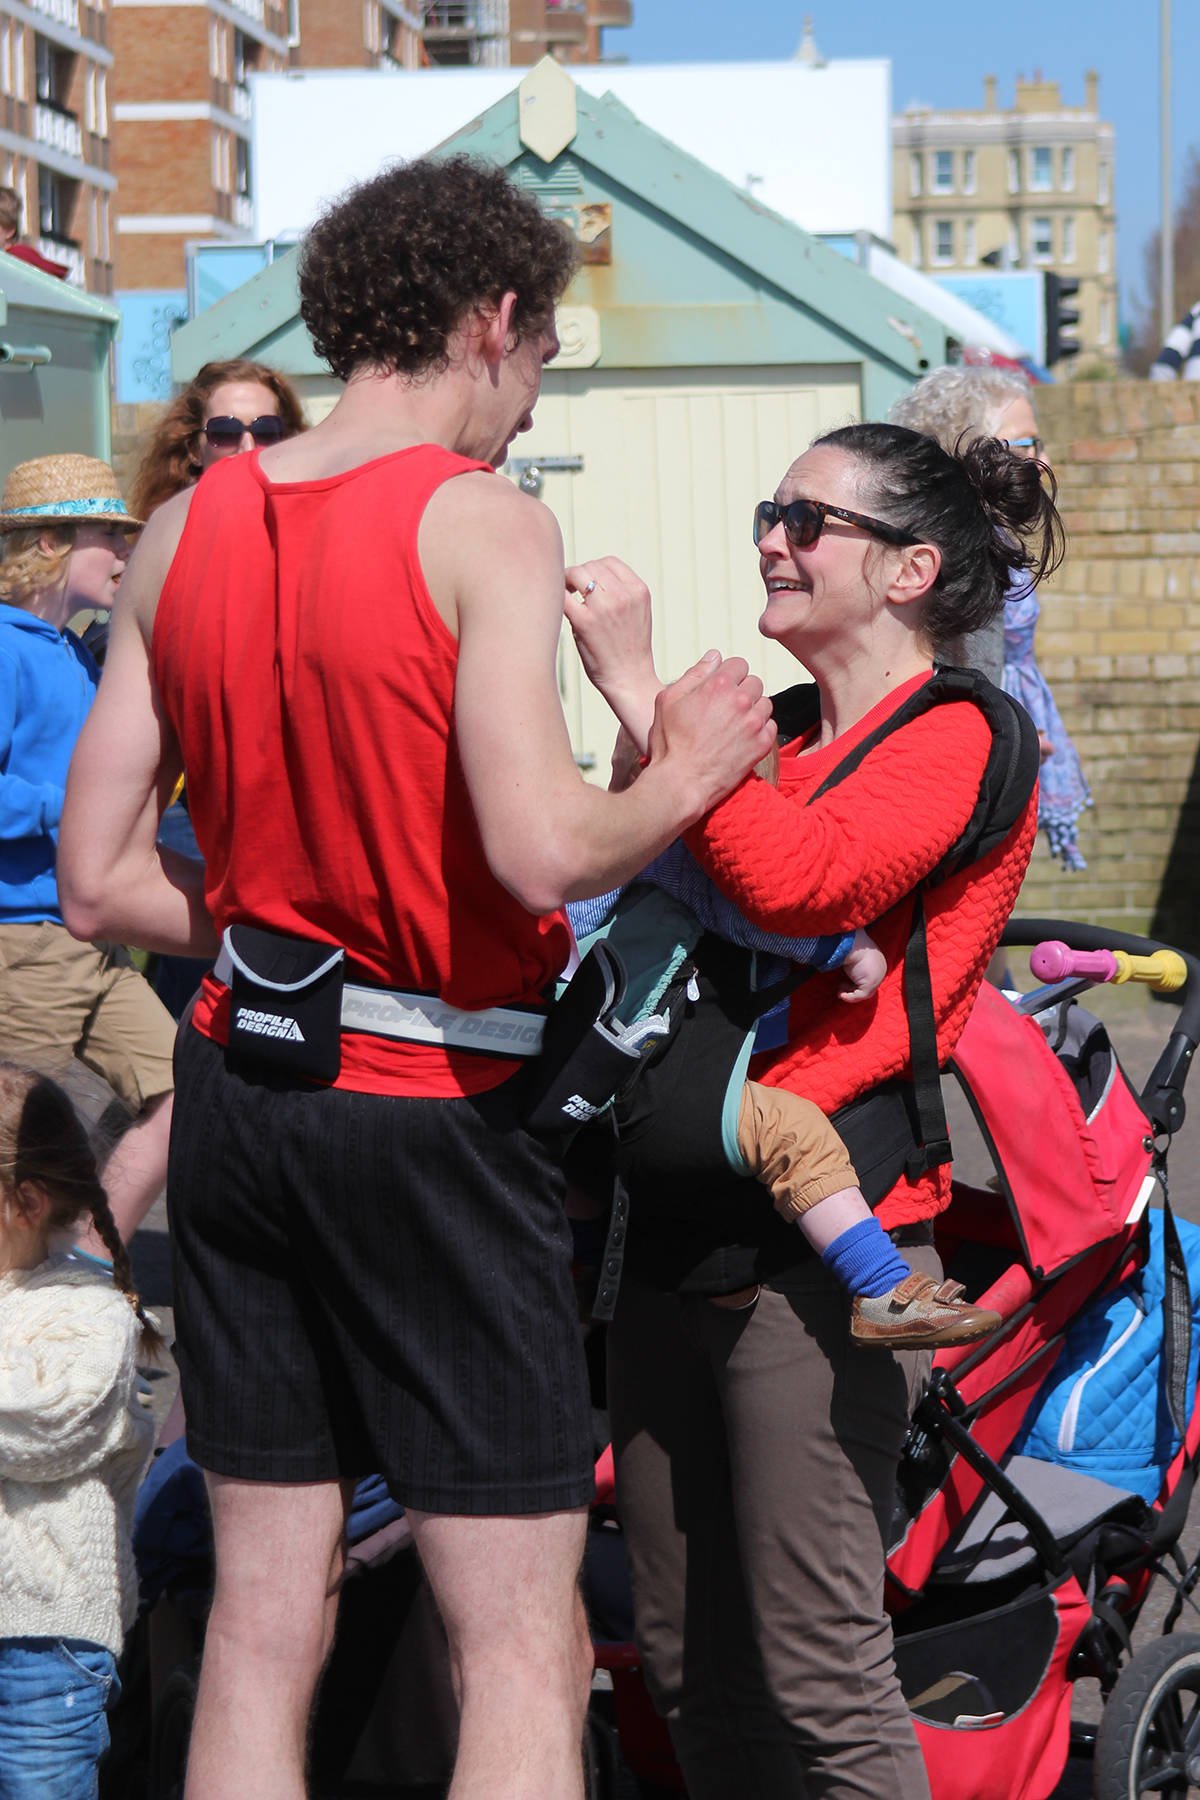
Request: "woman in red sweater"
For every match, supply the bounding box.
[567,422,1064,1798]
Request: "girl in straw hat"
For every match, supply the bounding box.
[0,456,178,1260]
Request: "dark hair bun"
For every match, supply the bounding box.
[814,421,1066,653]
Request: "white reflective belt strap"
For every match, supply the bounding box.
[213,945,546,1057]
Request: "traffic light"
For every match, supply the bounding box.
[1043,271,1081,366]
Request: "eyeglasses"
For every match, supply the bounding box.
[1003,435,1044,456]
[752,497,917,551]
[203,415,286,450]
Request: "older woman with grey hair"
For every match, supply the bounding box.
[891,365,1091,870]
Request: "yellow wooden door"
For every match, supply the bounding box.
[506,365,861,776]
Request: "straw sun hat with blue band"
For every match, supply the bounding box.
[0,454,143,533]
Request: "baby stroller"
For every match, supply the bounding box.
[586,916,1200,1800]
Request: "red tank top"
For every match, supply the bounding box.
[152,446,570,1097]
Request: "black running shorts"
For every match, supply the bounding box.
[168,1025,594,1515]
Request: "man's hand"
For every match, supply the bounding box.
[648,652,776,824]
[564,555,661,752]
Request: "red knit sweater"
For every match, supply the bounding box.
[685,669,1037,1228]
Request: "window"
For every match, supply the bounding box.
[933,218,954,265]
[910,218,922,267]
[909,151,922,198]
[0,22,10,97]
[1061,215,1076,263]
[1098,229,1111,274]
[1030,216,1053,263]
[1099,298,1112,346]
[1099,159,1111,205]
[235,136,251,199]
[932,149,954,193]
[1060,146,1075,191]
[233,30,262,87]
[963,217,977,265]
[962,149,976,195]
[34,34,57,104]
[1030,146,1053,191]
[38,165,75,239]
[1008,147,1020,194]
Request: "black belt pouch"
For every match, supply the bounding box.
[523,942,647,1142]
[224,924,346,1084]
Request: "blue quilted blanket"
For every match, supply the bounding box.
[1013,1209,1200,1503]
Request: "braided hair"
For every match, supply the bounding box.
[0,1063,162,1354]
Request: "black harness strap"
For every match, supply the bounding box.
[771,667,1039,1181]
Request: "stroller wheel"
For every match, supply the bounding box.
[1093,1632,1200,1799]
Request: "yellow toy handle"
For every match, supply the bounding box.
[1110,949,1188,992]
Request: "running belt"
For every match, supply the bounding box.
[212,943,546,1057]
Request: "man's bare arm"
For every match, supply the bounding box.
[421,475,775,915]
[58,492,217,956]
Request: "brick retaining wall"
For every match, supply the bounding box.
[1019,380,1200,951]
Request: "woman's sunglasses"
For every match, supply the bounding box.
[203,415,286,449]
[753,498,917,550]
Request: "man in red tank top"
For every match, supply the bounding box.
[57,156,775,1798]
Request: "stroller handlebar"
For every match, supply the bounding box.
[1029,941,1188,994]
[1001,917,1200,1138]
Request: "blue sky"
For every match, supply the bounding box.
[619,1,1199,330]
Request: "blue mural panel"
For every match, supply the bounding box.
[115,290,188,403]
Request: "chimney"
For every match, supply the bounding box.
[1085,69,1099,112]
[983,73,996,111]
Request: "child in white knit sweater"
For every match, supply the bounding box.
[0,1062,156,1799]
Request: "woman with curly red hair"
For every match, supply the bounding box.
[129,358,306,522]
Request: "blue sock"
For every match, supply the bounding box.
[820,1218,911,1299]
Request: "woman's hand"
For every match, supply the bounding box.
[565,556,663,752]
[838,929,887,1003]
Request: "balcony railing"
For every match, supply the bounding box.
[227,0,266,22]
[34,100,84,160]
[29,0,81,32]
[424,2,505,38]
[232,194,253,229]
[37,233,85,285]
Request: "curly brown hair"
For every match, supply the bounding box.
[0,1063,161,1353]
[129,358,307,520]
[298,154,579,383]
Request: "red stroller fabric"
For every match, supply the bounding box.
[888,984,1153,1603]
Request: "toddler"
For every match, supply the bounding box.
[0,1063,156,1797]
[569,752,1000,1348]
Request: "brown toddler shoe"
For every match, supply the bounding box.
[850,1273,1002,1349]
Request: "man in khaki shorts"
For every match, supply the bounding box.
[0,455,175,1246]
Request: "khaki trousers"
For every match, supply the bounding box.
[608,1246,938,1800]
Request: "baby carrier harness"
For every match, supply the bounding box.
[523,668,1039,1315]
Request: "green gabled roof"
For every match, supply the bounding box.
[0,253,120,327]
[172,64,945,383]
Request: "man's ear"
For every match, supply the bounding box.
[886,541,941,610]
[478,291,520,366]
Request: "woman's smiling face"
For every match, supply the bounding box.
[756,446,897,653]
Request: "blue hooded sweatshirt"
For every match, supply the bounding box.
[0,602,99,924]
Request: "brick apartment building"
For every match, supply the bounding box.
[111,0,631,292]
[0,0,116,291]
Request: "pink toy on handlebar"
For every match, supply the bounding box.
[1029,941,1117,984]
